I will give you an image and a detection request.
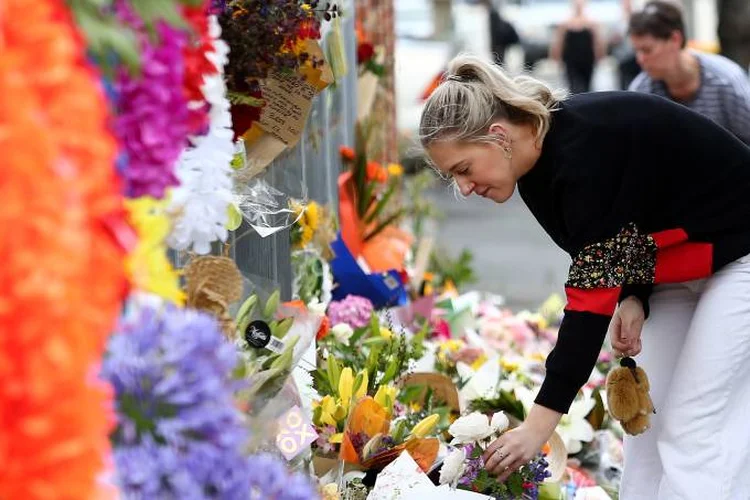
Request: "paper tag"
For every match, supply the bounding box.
[383,274,400,290]
[275,406,318,460]
[258,71,316,146]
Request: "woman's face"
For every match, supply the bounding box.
[428,140,517,203]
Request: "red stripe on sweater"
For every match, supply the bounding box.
[651,228,689,248]
[565,287,621,316]
[654,242,713,283]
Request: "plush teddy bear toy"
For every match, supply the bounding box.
[606,357,655,436]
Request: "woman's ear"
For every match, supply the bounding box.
[488,122,509,140]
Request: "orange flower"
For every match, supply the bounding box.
[366,161,388,183]
[339,145,355,162]
[0,1,127,497]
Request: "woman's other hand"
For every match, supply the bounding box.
[610,296,645,356]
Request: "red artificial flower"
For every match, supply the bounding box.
[357,42,375,64]
[339,145,355,162]
[182,1,219,134]
[523,482,534,489]
[316,314,330,341]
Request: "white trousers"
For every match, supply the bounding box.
[617,254,750,500]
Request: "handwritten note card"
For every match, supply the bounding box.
[259,71,316,147]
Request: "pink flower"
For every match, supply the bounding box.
[327,295,374,329]
[431,318,451,340]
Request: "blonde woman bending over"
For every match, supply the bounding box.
[421,54,750,500]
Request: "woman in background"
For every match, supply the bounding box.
[550,0,606,93]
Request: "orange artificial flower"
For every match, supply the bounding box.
[339,145,355,162]
[0,1,127,497]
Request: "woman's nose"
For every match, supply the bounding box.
[457,179,475,196]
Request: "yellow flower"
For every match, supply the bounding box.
[374,385,398,414]
[471,354,488,371]
[125,197,184,305]
[441,339,464,353]
[329,433,343,444]
[379,327,393,339]
[409,401,423,413]
[501,359,520,372]
[410,414,440,438]
[300,225,314,247]
[315,395,339,427]
[354,369,368,402]
[304,202,320,231]
[387,163,404,176]
[338,367,354,412]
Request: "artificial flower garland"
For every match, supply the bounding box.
[168,15,235,254]
[114,0,190,199]
[0,0,128,496]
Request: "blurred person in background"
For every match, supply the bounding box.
[549,0,606,94]
[629,0,750,145]
[480,0,520,66]
[717,0,750,71]
[613,0,641,89]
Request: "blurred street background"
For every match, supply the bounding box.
[393,0,744,310]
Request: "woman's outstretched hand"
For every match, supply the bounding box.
[482,404,561,481]
[610,296,645,357]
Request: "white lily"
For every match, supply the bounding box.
[556,390,596,454]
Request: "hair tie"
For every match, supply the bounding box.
[446,74,464,82]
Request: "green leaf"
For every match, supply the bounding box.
[365,180,398,225]
[129,0,188,30]
[349,326,368,346]
[364,209,406,242]
[263,290,281,319]
[313,369,333,396]
[365,344,383,380]
[369,312,380,337]
[359,182,375,219]
[380,356,399,385]
[507,473,524,496]
[352,372,364,396]
[275,317,294,339]
[312,405,323,426]
[327,355,341,391]
[227,91,266,107]
[235,294,258,327]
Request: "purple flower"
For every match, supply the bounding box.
[457,444,484,487]
[327,295,375,329]
[103,303,252,498]
[246,453,319,500]
[114,0,190,199]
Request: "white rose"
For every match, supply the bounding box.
[308,299,328,316]
[331,323,354,344]
[448,412,493,445]
[439,447,467,487]
[491,411,510,434]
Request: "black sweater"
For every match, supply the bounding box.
[518,91,750,413]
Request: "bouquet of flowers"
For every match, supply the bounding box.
[439,412,552,500]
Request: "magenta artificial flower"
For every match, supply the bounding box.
[114,0,190,199]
